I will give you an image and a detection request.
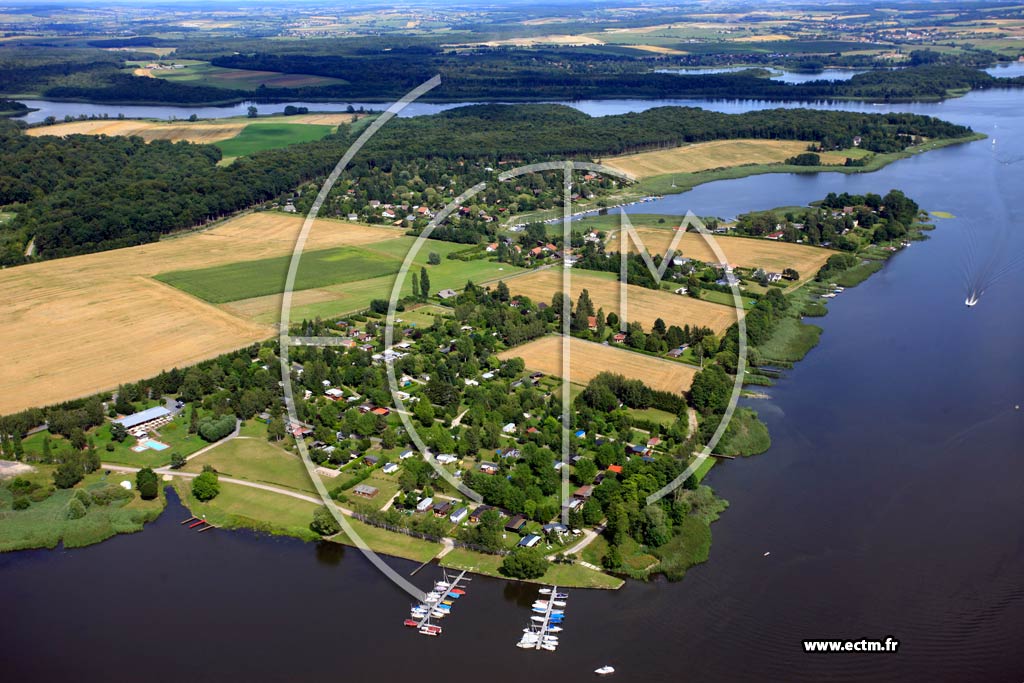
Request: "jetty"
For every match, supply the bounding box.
[517,585,567,651]
[180,516,217,532]
[404,568,471,637]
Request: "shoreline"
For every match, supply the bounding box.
[10,85,1022,109]
[512,133,984,226]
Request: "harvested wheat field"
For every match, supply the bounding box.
[622,44,689,55]
[503,269,740,334]
[26,119,248,144]
[25,113,357,145]
[0,213,404,415]
[610,225,836,275]
[601,139,851,178]
[499,336,697,394]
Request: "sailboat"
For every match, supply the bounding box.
[595,665,615,675]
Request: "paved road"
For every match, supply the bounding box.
[558,522,605,559]
[181,419,241,463]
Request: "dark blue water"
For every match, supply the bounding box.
[4,88,1024,682]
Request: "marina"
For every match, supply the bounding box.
[517,586,568,652]
[403,569,471,637]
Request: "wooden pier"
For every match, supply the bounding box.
[533,585,559,650]
[411,569,471,636]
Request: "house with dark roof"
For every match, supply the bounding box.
[505,514,527,532]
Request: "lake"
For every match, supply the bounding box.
[3,88,1024,682]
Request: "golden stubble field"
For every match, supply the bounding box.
[0,213,404,415]
[503,269,741,334]
[498,335,697,394]
[609,225,837,275]
[25,113,357,145]
[600,138,852,178]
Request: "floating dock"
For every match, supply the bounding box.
[517,585,566,651]
[405,568,471,637]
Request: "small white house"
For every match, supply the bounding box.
[416,497,433,513]
[399,450,415,460]
[382,462,399,474]
[502,423,516,434]
[450,507,469,524]
[436,453,458,465]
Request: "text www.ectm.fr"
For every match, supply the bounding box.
[803,638,899,653]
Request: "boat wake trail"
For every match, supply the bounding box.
[959,139,1024,307]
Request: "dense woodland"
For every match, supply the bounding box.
[0,122,353,264]
[0,37,1020,106]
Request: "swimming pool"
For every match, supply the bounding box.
[143,439,170,451]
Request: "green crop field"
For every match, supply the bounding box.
[145,61,347,90]
[155,245,402,303]
[208,236,529,323]
[215,123,334,159]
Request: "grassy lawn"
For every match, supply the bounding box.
[156,245,401,303]
[172,478,319,540]
[348,471,402,510]
[215,123,335,158]
[627,407,681,427]
[237,419,268,438]
[0,469,165,552]
[440,548,623,589]
[332,517,439,563]
[581,533,609,565]
[396,304,451,328]
[691,455,717,484]
[183,438,318,493]
[699,288,757,309]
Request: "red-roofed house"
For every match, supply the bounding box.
[587,316,598,331]
[607,464,623,474]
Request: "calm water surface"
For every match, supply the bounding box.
[3,89,1024,682]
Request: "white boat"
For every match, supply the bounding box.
[540,642,558,651]
[554,593,569,599]
[516,640,536,649]
[531,615,547,622]
[545,626,563,633]
[595,665,615,675]
[966,294,978,307]
[539,588,552,595]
